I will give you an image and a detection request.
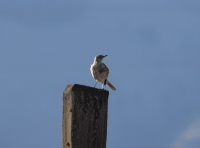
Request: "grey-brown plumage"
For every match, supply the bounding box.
[90,55,116,90]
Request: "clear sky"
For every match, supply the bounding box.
[1,1,200,148]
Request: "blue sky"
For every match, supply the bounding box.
[1,1,200,148]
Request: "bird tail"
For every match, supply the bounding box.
[106,80,116,90]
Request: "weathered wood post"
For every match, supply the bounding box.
[62,84,109,148]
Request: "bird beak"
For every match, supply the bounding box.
[104,55,108,57]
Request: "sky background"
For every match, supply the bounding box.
[1,1,200,148]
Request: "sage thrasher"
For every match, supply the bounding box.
[90,55,116,90]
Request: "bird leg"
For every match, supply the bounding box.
[102,79,107,90]
[104,79,107,85]
[94,82,98,88]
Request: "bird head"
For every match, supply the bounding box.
[94,55,107,62]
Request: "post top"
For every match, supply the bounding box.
[63,84,109,98]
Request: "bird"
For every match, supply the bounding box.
[90,55,116,90]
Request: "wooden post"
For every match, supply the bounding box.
[62,84,109,148]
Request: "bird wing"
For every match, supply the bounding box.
[98,63,109,74]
